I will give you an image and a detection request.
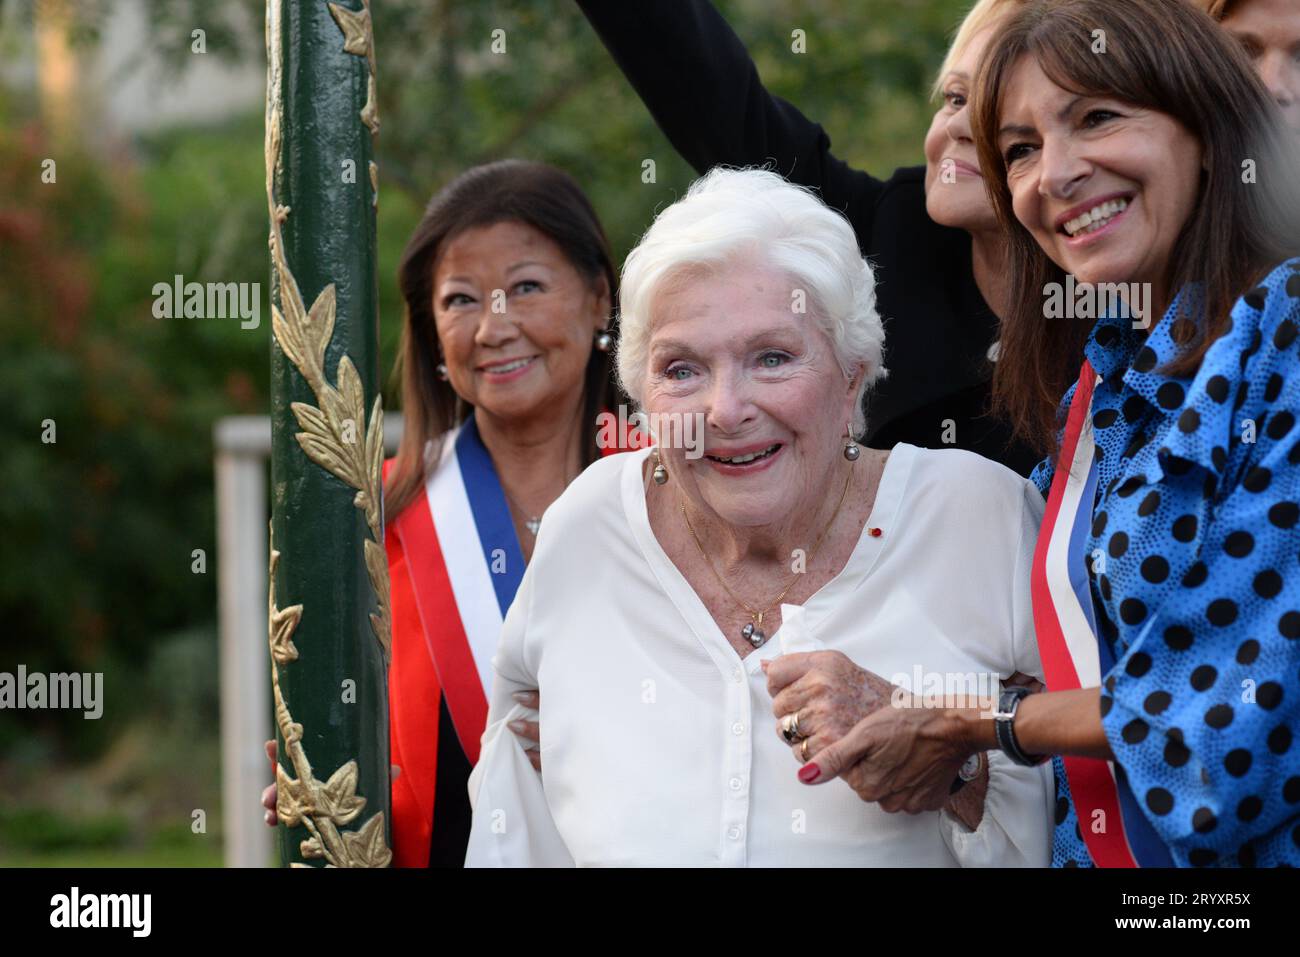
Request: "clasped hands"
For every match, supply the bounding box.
[764,651,1016,817]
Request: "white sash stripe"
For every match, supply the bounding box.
[1042,371,1145,867]
[1044,410,1104,688]
[424,427,501,697]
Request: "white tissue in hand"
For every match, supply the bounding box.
[778,603,823,654]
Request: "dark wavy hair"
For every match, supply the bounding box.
[384,160,620,522]
[971,0,1300,454]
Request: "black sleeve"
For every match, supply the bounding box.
[577,0,885,236]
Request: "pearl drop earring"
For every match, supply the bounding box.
[652,448,669,485]
[843,422,860,461]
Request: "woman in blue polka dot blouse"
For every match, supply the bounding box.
[792,0,1300,867]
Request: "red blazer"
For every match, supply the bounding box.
[384,474,441,868]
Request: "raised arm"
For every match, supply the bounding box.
[577,0,884,228]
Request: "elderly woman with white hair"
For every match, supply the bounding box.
[464,167,1053,867]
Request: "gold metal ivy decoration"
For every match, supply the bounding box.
[329,0,379,136]
[263,0,391,868]
[265,0,390,660]
[270,544,390,868]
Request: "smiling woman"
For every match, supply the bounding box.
[577,0,1044,476]
[972,0,1300,869]
[429,220,607,440]
[812,0,1300,870]
[464,167,1055,867]
[997,58,1204,325]
[260,160,635,868]
[972,0,1300,453]
[379,161,628,867]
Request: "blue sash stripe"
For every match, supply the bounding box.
[1069,455,1175,867]
[1068,459,1102,641]
[454,417,527,618]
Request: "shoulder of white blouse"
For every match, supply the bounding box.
[529,449,635,550]
[903,444,1039,522]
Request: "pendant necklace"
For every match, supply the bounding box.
[495,423,582,539]
[679,461,856,648]
[502,487,544,537]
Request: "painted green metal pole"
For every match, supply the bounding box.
[264,0,391,868]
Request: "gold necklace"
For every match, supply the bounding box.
[679,461,856,648]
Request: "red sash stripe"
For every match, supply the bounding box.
[394,488,490,766]
[1030,362,1140,868]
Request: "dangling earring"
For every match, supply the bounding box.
[652,448,669,485]
[843,422,860,461]
[594,328,612,352]
[436,363,449,381]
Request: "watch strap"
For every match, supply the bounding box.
[994,686,1045,766]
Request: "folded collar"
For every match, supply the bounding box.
[1082,309,1144,383]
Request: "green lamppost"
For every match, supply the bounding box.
[264,0,390,868]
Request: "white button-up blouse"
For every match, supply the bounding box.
[466,443,1054,866]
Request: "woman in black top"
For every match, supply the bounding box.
[577,0,1041,475]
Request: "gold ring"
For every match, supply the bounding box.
[800,738,810,762]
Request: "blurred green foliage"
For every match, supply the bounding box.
[0,0,967,859]
[0,806,132,852]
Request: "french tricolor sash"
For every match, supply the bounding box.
[397,417,525,758]
[385,418,525,866]
[1031,360,1175,868]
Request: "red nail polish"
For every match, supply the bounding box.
[798,763,821,784]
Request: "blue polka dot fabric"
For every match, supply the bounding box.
[1032,259,1300,867]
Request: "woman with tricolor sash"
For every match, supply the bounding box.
[793,0,1300,868]
[265,159,639,866]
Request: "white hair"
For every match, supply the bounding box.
[615,166,887,438]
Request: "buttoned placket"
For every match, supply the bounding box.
[622,445,902,867]
[717,657,754,865]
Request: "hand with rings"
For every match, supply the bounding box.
[763,650,895,767]
[780,710,813,761]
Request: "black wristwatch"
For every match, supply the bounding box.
[993,686,1048,767]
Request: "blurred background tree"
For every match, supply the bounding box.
[0,0,968,863]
